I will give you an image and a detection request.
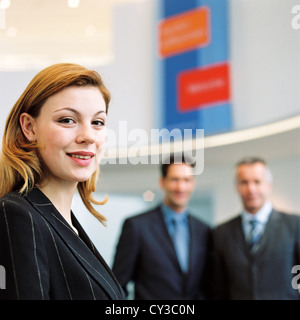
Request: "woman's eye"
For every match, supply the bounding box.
[93,120,105,126]
[59,118,75,124]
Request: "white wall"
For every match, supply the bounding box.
[95,0,154,148]
[0,70,36,144]
[230,0,300,130]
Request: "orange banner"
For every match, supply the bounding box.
[158,7,210,58]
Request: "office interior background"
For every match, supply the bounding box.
[0,0,300,267]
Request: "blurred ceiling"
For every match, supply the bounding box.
[0,0,138,71]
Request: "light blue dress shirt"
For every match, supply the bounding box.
[242,201,273,244]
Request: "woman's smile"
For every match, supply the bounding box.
[67,151,95,166]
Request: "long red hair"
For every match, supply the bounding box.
[0,63,110,225]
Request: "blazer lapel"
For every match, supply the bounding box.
[251,209,280,257]
[232,211,280,259]
[25,187,124,300]
[188,215,199,276]
[149,207,182,271]
[71,213,125,298]
[230,216,253,259]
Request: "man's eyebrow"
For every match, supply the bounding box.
[54,107,106,116]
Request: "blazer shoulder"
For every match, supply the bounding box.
[1,191,25,202]
[0,191,48,233]
[213,214,241,233]
[124,205,161,223]
[272,209,300,227]
[0,191,34,215]
[274,209,300,219]
[189,214,211,230]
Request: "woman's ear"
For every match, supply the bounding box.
[19,112,36,142]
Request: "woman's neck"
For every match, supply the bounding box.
[36,180,78,234]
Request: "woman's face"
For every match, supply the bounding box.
[32,86,107,186]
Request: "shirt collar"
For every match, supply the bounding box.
[161,203,188,224]
[242,201,273,225]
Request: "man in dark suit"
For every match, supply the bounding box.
[212,156,300,300]
[112,153,212,300]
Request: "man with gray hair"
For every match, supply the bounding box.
[211,156,300,300]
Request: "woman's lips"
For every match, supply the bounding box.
[67,151,95,166]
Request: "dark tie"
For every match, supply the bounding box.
[248,219,260,248]
[172,218,189,272]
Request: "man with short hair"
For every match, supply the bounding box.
[211,157,300,300]
[112,153,211,300]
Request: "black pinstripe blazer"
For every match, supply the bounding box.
[0,187,125,300]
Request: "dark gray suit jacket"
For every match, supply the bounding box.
[211,209,300,300]
[112,205,212,300]
[0,187,125,300]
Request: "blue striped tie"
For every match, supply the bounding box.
[249,219,260,248]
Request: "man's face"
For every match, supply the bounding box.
[160,163,195,212]
[236,162,272,214]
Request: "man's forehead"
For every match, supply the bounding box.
[167,163,194,176]
[236,163,268,179]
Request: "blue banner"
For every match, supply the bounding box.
[156,0,232,136]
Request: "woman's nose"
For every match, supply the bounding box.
[75,125,95,144]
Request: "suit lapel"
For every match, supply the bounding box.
[71,213,125,297]
[25,187,124,300]
[232,211,280,259]
[188,215,198,275]
[251,209,279,257]
[230,216,253,259]
[149,207,182,271]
